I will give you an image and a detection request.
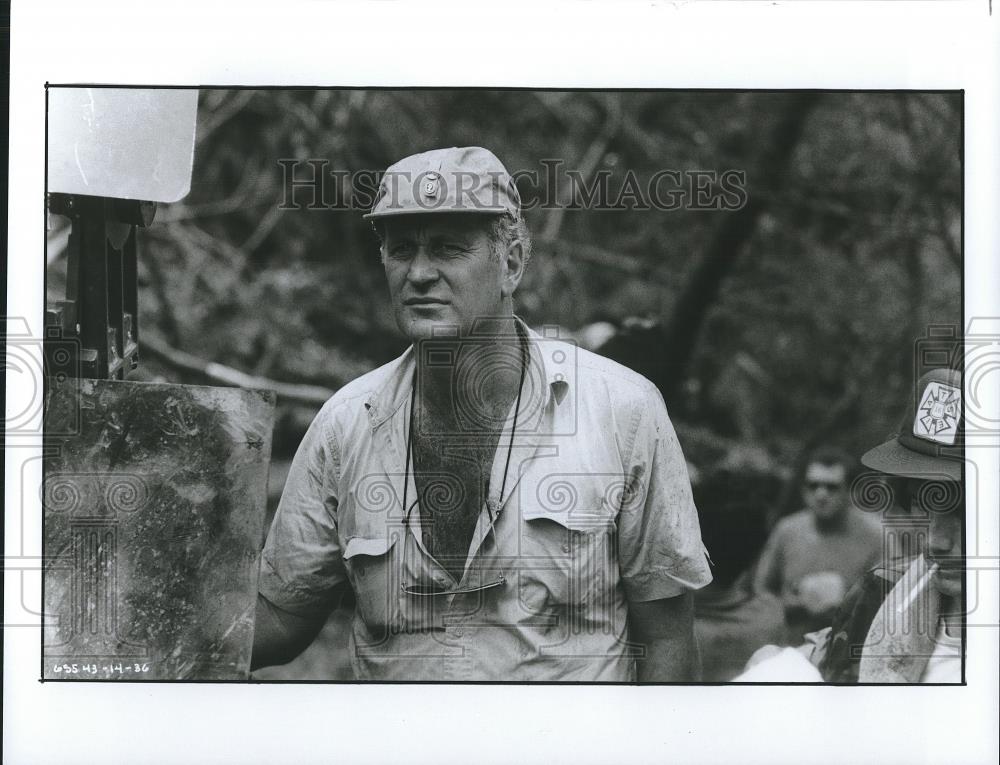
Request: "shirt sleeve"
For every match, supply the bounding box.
[617,383,713,602]
[258,400,347,617]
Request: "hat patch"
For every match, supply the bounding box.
[422,173,440,200]
[913,381,960,445]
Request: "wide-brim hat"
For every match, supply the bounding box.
[861,368,963,481]
[364,146,520,220]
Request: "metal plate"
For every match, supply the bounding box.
[47,88,199,203]
[43,379,275,680]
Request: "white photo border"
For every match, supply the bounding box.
[6,2,999,764]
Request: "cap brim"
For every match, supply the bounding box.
[860,438,962,481]
[363,207,511,220]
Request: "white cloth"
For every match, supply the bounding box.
[733,646,823,682]
[919,620,963,683]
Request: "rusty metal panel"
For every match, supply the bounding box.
[43,379,275,680]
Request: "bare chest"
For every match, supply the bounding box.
[410,414,504,581]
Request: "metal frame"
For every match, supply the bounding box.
[45,193,156,379]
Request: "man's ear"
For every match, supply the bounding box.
[500,239,525,298]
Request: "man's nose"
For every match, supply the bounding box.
[928,515,960,555]
[406,247,439,286]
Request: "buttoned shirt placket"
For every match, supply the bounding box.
[363,327,558,680]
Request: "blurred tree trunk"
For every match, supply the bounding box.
[770,381,862,526]
[657,94,823,409]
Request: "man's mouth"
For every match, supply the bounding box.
[404,298,448,306]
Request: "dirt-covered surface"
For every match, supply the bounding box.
[43,378,275,680]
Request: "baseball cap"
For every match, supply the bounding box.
[861,368,963,481]
[364,146,521,220]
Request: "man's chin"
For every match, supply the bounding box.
[812,507,840,523]
[397,313,461,341]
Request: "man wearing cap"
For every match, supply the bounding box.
[741,368,965,683]
[251,147,712,681]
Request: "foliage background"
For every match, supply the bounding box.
[78,90,958,463]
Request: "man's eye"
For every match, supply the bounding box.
[436,244,467,257]
[388,244,414,259]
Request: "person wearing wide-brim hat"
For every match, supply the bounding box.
[811,367,965,683]
[739,368,965,683]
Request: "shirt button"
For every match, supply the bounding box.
[452,626,464,638]
[561,542,571,553]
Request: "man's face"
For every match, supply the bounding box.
[381,215,508,341]
[802,462,848,522]
[921,486,964,598]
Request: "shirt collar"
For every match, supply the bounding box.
[363,316,571,431]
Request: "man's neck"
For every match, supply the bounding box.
[813,509,849,533]
[415,316,523,427]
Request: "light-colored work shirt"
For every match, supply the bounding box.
[919,621,962,683]
[259,319,712,681]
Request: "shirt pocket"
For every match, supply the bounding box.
[515,511,617,620]
[343,534,400,635]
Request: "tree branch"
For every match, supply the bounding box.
[540,94,622,243]
[932,206,962,271]
[196,91,256,146]
[242,204,285,255]
[771,378,862,525]
[141,332,339,407]
[157,163,266,223]
[143,249,184,348]
[657,94,823,407]
[536,236,653,279]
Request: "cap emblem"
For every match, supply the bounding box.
[422,173,440,200]
[913,381,960,445]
